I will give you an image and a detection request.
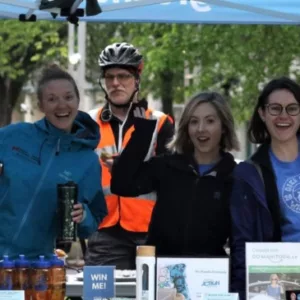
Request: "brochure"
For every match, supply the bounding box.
[246,242,300,300]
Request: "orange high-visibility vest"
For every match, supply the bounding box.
[90,107,170,232]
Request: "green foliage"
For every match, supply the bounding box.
[192,25,300,121]
[0,20,67,125]
[85,23,121,85]
[2,21,296,123]
[86,23,203,110]
[2,20,300,123]
[89,23,300,121]
[0,20,67,80]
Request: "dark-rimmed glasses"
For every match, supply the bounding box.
[265,103,300,116]
[103,73,134,84]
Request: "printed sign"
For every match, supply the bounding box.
[246,242,300,300]
[156,257,229,300]
[83,266,115,300]
[0,291,24,300]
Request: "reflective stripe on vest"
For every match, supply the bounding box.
[102,185,157,201]
[89,106,168,232]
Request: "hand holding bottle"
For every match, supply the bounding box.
[71,203,84,223]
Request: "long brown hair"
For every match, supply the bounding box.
[169,91,240,154]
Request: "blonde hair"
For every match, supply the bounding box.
[169,91,240,154]
[270,274,279,281]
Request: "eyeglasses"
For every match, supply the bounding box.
[265,103,300,116]
[271,278,278,281]
[103,73,134,84]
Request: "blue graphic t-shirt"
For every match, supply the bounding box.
[198,163,216,175]
[270,150,300,241]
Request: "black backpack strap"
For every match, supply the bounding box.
[246,159,282,242]
[246,159,264,188]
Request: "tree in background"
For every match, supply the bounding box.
[122,23,203,119]
[86,23,203,119]
[0,20,67,126]
[2,21,300,125]
[86,23,300,122]
[85,23,121,84]
[194,25,300,121]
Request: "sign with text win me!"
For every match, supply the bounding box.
[83,266,115,300]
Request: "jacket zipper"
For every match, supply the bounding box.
[55,138,61,156]
[117,105,132,152]
[8,143,58,252]
[116,105,132,223]
[0,138,48,207]
[183,165,199,252]
[0,189,8,208]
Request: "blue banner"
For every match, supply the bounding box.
[1,0,300,24]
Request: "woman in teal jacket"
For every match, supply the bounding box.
[0,65,107,259]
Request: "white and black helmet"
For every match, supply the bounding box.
[98,42,143,74]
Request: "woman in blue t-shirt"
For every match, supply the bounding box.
[230,77,300,300]
[266,274,283,300]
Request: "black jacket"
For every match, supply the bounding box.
[230,144,282,300]
[111,118,236,256]
[251,144,282,241]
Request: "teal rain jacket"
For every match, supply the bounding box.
[0,111,107,259]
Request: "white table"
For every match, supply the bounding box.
[66,274,136,298]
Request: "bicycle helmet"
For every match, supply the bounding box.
[98,42,143,74]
